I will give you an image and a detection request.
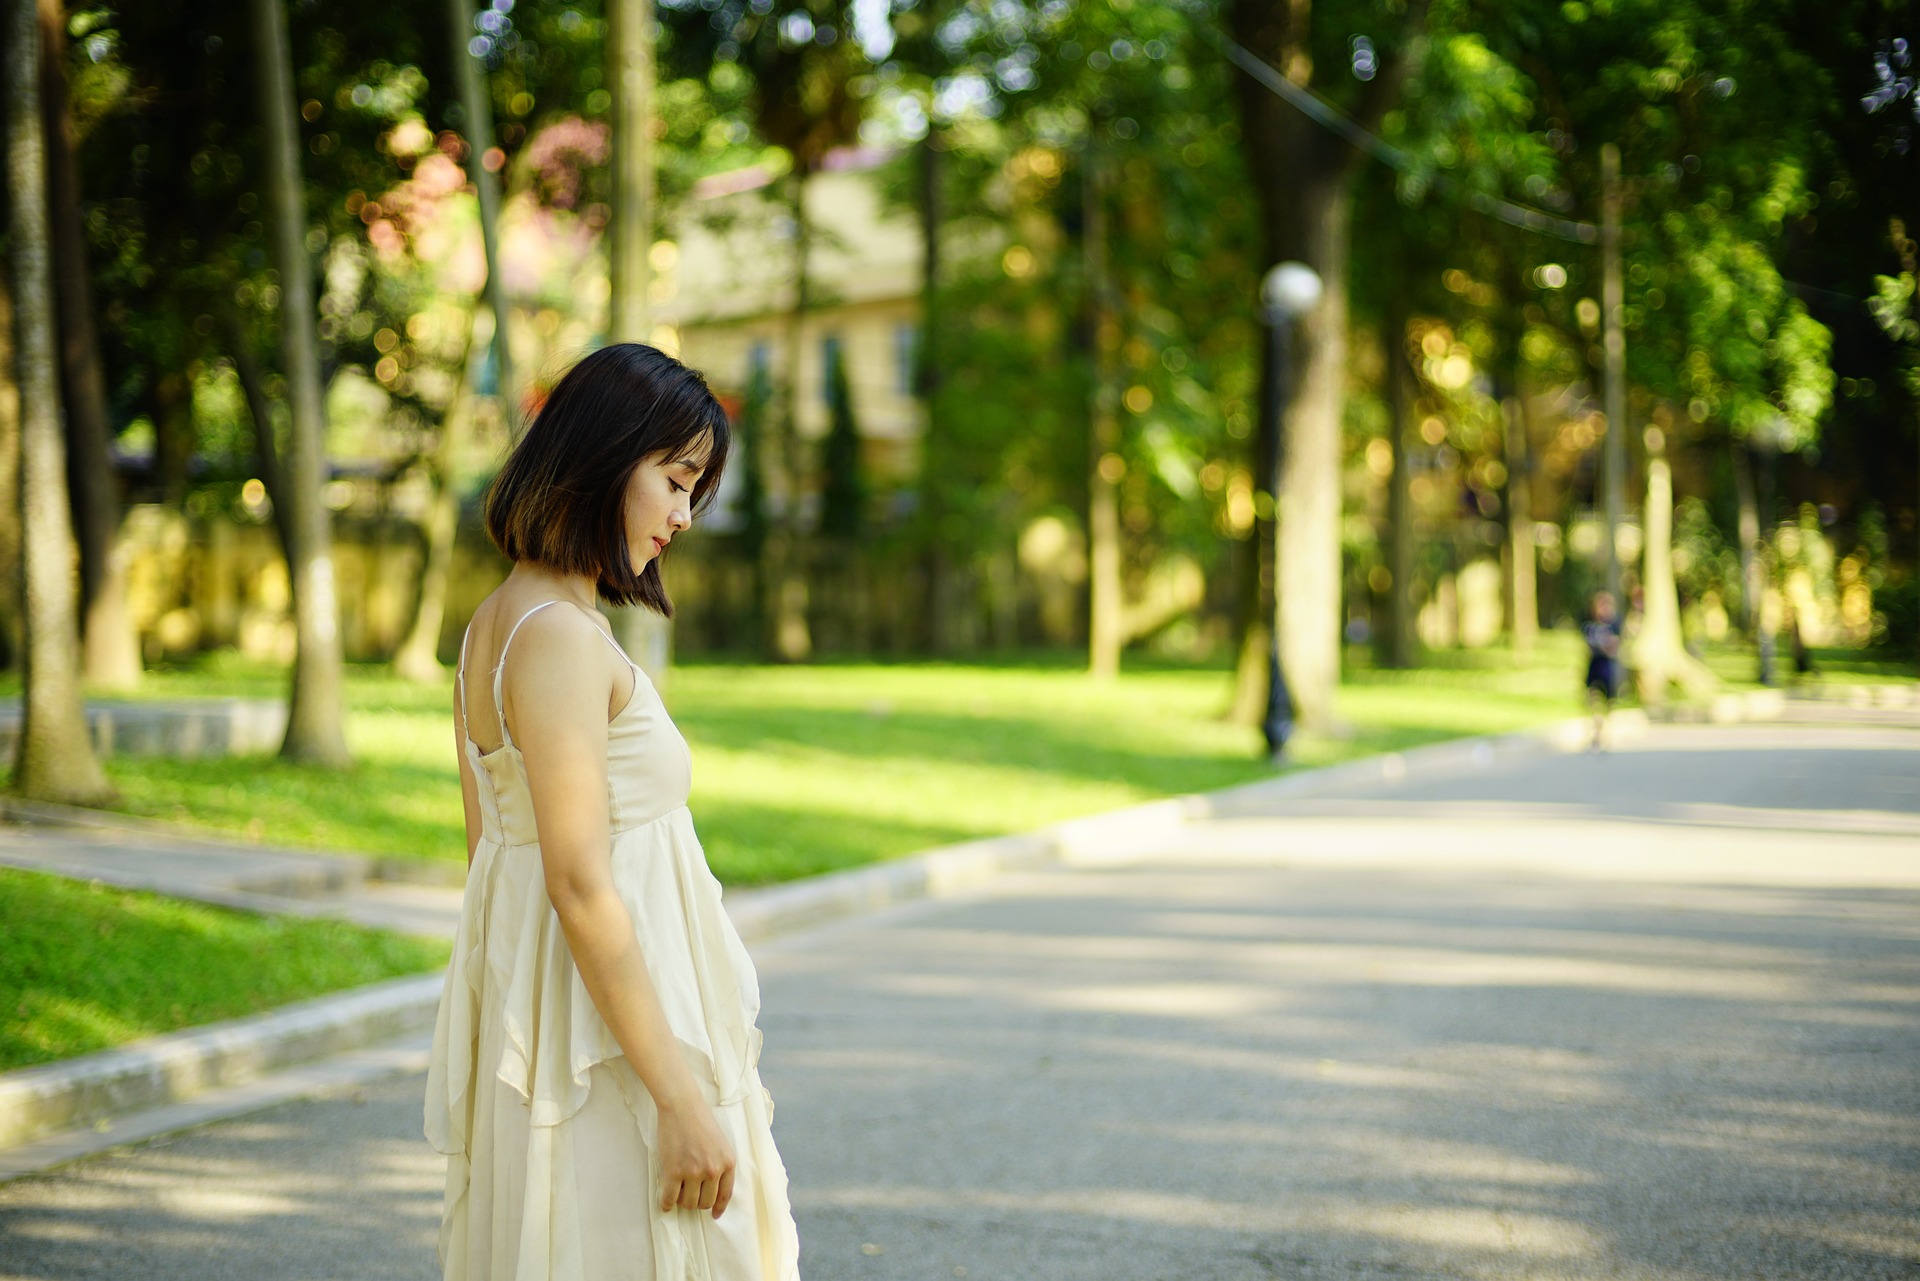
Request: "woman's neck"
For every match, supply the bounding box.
[506,561,599,612]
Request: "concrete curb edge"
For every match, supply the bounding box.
[0,974,442,1152]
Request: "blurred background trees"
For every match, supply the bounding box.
[2,0,1915,787]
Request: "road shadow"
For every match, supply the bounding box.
[0,1075,440,1281]
[757,861,1920,1280]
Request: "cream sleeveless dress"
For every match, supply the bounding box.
[425,600,800,1281]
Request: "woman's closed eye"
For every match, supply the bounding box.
[669,479,688,494]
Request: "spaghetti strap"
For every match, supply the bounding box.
[490,600,564,750]
[455,621,475,739]
[584,612,643,676]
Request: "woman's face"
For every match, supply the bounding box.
[622,443,708,565]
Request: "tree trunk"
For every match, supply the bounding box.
[39,0,138,689]
[250,0,350,767]
[1504,393,1537,658]
[917,123,955,655]
[1630,427,1716,703]
[764,173,812,662]
[1084,144,1122,680]
[1499,354,1536,659]
[0,275,25,669]
[1732,438,1759,635]
[1600,143,1628,604]
[1274,182,1351,732]
[1230,2,1419,732]
[603,0,673,690]
[226,311,298,559]
[6,0,111,802]
[1384,311,1416,668]
[394,308,484,681]
[447,0,516,437]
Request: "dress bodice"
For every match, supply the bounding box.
[458,600,693,848]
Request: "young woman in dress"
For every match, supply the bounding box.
[425,343,801,1281]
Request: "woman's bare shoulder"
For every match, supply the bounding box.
[503,598,617,664]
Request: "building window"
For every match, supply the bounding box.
[894,323,918,396]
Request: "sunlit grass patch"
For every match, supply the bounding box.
[0,867,449,1071]
[18,626,1901,885]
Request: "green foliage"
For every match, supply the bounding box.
[731,360,773,564]
[0,868,447,1070]
[818,338,866,538]
[1672,495,1740,610]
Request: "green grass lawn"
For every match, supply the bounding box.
[0,867,449,1071]
[9,631,1909,885]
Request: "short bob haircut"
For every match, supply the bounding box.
[484,343,730,616]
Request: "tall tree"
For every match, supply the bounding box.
[447,0,517,435]
[1633,419,1716,699]
[6,0,111,802]
[38,0,139,688]
[393,310,483,682]
[1228,0,1427,733]
[885,0,959,651]
[0,280,23,667]
[818,335,865,539]
[1083,140,1123,678]
[249,0,349,766]
[606,0,676,687]
[1382,307,1418,667]
[729,0,868,662]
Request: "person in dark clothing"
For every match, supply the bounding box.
[1583,591,1622,750]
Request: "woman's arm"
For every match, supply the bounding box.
[506,606,737,1219]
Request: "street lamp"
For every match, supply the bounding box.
[1258,261,1322,761]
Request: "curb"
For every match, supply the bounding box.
[0,974,441,1153]
[0,696,287,761]
[0,680,1897,1172]
[0,795,467,891]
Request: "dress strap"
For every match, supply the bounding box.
[585,615,643,677]
[491,599,564,750]
[455,620,474,735]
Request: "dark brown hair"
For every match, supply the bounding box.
[484,343,730,615]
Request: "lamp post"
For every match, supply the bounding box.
[1259,261,1322,761]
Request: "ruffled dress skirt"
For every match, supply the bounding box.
[425,806,800,1281]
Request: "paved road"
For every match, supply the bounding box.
[2,716,1916,1280]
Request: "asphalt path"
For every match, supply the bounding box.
[2,715,1915,1280]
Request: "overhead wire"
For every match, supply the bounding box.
[1211,29,1600,246]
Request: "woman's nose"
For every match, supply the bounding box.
[669,503,692,530]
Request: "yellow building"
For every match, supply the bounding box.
[652,147,928,512]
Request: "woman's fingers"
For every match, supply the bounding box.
[665,1164,734,1215]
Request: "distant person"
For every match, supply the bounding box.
[1583,590,1622,751]
[425,344,799,1280]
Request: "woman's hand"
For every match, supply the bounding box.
[655,1095,737,1219]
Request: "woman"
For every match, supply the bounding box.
[425,343,800,1281]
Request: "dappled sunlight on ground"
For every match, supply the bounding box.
[0,1087,442,1280]
[754,722,1920,1279]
